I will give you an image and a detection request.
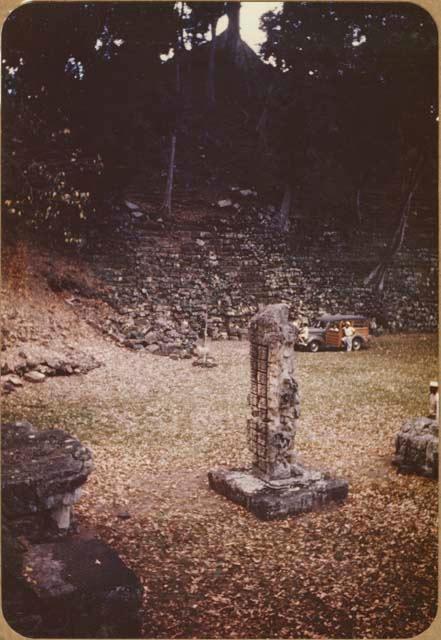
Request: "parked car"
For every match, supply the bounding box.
[297,314,372,352]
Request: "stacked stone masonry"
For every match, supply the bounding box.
[85,225,437,356]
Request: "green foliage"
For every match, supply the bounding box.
[259,2,437,228]
[3,102,103,243]
[2,1,177,243]
[2,2,437,240]
[186,1,228,44]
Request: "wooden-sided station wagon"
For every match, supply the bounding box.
[298,314,372,352]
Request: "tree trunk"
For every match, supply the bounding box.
[162,133,176,216]
[225,2,241,59]
[257,84,275,150]
[364,154,424,292]
[207,20,217,106]
[355,187,362,224]
[162,3,183,218]
[354,169,369,226]
[278,183,292,233]
[175,1,183,96]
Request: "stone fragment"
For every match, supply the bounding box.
[147,344,159,353]
[1,360,11,375]
[116,509,131,520]
[1,422,93,526]
[10,537,143,638]
[124,339,143,350]
[50,504,73,530]
[45,357,61,370]
[24,370,46,383]
[124,200,139,210]
[217,199,233,208]
[192,355,218,368]
[144,331,159,344]
[6,374,23,386]
[131,210,144,218]
[36,364,51,375]
[393,416,438,478]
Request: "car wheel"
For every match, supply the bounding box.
[352,337,363,351]
[308,340,320,353]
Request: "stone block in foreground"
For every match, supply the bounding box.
[1,421,93,536]
[7,536,143,638]
[393,416,438,478]
[208,466,349,520]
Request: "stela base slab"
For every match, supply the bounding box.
[208,467,349,520]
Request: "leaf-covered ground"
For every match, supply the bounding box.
[3,333,438,638]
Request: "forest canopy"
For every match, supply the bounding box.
[2,1,438,247]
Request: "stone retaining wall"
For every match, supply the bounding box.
[85,226,437,356]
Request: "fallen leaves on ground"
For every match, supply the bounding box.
[3,333,437,638]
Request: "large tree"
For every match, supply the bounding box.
[187,2,227,106]
[259,2,437,238]
[2,2,177,238]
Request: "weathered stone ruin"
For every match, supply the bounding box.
[246,304,300,482]
[2,421,142,638]
[2,421,93,536]
[10,537,143,639]
[79,223,437,359]
[208,303,348,519]
[1,347,101,395]
[393,417,438,478]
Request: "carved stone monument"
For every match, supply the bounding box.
[393,417,438,478]
[208,303,349,519]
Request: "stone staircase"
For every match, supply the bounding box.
[81,204,437,357]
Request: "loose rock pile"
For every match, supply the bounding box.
[1,347,100,394]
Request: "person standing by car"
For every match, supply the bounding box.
[298,322,309,347]
[342,321,355,351]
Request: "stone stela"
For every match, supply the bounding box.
[208,303,349,520]
[247,306,300,483]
